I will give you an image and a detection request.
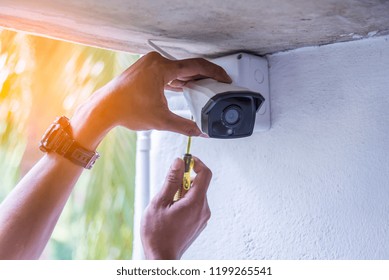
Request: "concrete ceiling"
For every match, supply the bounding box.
[1,0,389,58]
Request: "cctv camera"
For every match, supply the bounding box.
[183,78,265,139]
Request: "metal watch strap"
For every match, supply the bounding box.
[59,137,100,170]
[39,116,100,169]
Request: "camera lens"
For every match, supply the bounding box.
[222,106,241,125]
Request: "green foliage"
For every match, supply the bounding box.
[0,28,139,259]
[0,30,32,196]
[50,127,137,259]
[76,127,136,259]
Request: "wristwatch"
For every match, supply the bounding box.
[39,116,100,169]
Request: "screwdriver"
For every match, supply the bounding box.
[173,135,195,202]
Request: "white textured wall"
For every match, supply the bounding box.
[149,35,389,259]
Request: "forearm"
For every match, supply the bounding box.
[0,154,83,259]
[0,99,111,259]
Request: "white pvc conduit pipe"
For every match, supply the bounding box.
[132,110,191,259]
[132,130,151,259]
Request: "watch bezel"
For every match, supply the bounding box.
[39,123,63,153]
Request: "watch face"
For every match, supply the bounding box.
[41,124,55,141]
[39,123,61,152]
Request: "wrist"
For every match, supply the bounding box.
[145,251,178,260]
[70,96,114,151]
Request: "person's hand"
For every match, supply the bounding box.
[141,157,212,260]
[103,52,231,134]
[70,52,231,150]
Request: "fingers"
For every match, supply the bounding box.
[161,112,202,137]
[166,78,200,91]
[168,79,186,91]
[179,198,211,254]
[168,79,187,89]
[165,58,232,85]
[164,84,183,92]
[158,158,184,206]
[185,157,212,201]
[168,75,207,88]
[137,53,231,136]
[140,52,231,85]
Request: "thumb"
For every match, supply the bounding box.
[164,112,202,137]
[158,158,184,205]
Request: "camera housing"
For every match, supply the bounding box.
[183,53,270,139]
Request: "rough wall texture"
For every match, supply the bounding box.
[1,0,389,57]
[150,35,389,259]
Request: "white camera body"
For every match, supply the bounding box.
[183,53,270,139]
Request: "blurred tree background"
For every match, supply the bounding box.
[0,28,139,259]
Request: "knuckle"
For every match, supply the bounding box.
[194,58,207,68]
[159,196,171,207]
[145,199,159,214]
[197,57,207,64]
[185,124,199,136]
[203,167,213,179]
[153,193,170,208]
[166,172,180,186]
[204,208,211,221]
[150,197,161,208]
[146,51,162,61]
[187,200,202,210]
[143,52,167,69]
[174,61,185,71]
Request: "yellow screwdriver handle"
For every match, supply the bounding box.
[173,154,194,201]
[183,155,194,191]
[173,134,194,202]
